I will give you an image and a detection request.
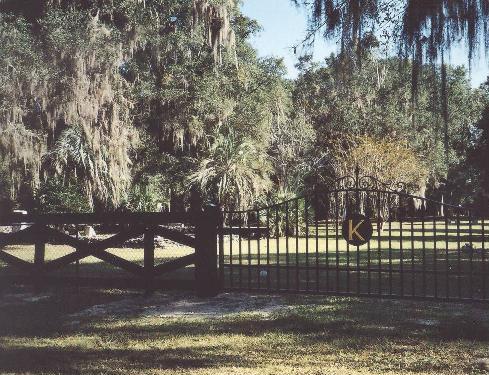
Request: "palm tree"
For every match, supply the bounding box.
[189,132,272,211]
[43,126,112,208]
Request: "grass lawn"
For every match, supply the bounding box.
[0,286,488,374]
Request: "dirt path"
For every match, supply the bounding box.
[67,291,291,322]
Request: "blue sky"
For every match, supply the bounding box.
[241,0,489,87]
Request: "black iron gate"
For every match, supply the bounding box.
[219,170,488,302]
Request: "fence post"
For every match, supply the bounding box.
[218,211,224,289]
[33,224,45,292]
[195,205,220,297]
[144,226,155,293]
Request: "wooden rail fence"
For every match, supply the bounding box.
[0,206,221,297]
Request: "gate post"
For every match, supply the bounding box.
[143,226,155,293]
[33,224,45,292]
[195,205,220,297]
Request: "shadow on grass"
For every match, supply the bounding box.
[0,346,243,374]
[0,286,136,336]
[0,286,488,374]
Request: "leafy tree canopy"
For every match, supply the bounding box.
[292,0,489,68]
[0,0,488,214]
[294,51,487,201]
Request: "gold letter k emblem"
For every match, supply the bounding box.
[349,220,365,241]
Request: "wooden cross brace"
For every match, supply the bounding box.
[0,224,196,277]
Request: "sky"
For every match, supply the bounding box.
[241,0,489,87]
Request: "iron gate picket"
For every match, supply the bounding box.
[218,169,488,302]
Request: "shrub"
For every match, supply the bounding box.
[35,178,90,213]
[329,134,429,192]
[125,174,170,212]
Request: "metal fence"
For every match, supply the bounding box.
[219,174,488,302]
